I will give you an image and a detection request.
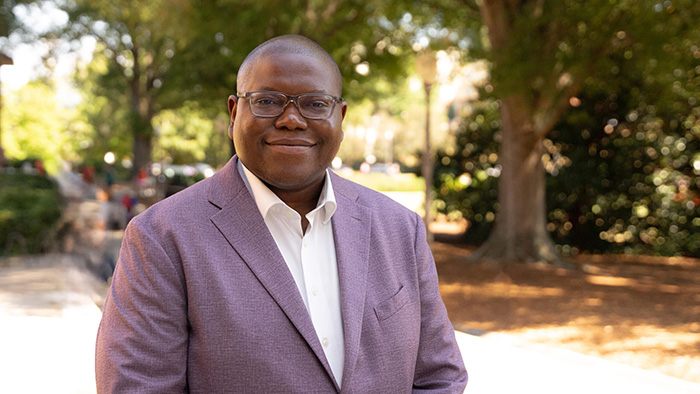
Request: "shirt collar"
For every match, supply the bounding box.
[238,160,337,224]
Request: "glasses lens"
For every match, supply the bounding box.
[248,92,286,116]
[297,94,335,119]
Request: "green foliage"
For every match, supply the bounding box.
[0,81,80,174]
[70,50,139,166]
[431,0,700,260]
[170,0,445,106]
[0,173,63,255]
[47,0,449,171]
[152,105,231,166]
[3,0,483,179]
[544,41,700,256]
[434,98,500,245]
[488,0,686,105]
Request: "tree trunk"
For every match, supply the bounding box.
[128,109,154,178]
[129,45,154,178]
[467,96,566,266]
[132,131,153,177]
[471,0,567,267]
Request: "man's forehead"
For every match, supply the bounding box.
[251,51,333,71]
[240,50,342,93]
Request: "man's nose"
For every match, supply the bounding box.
[275,101,308,130]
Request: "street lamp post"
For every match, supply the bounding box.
[416,50,437,243]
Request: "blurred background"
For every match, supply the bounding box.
[1,1,699,393]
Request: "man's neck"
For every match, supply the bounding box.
[266,176,325,233]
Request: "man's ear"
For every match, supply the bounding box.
[227,95,238,140]
[340,101,347,120]
[339,102,347,141]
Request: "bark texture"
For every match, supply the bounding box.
[128,45,156,177]
[470,0,568,266]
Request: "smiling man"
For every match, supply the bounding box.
[95,35,467,393]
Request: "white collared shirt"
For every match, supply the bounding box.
[238,162,345,387]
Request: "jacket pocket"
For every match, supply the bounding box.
[373,285,409,322]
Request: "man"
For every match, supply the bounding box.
[96,35,467,393]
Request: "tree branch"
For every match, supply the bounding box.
[319,7,360,42]
[533,80,582,137]
[480,0,513,49]
[458,0,481,13]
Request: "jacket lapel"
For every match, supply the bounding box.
[207,157,337,386]
[330,173,371,390]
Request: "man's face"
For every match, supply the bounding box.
[229,52,346,194]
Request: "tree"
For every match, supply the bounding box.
[51,0,196,176]
[469,0,698,266]
[51,0,442,174]
[0,0,33,168]
[0,81,78,173]
[50,0,475,176]
[434,44,700,258]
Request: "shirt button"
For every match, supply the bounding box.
[303,240,309,248]
[322,337,329,347]
[312,288,319,296]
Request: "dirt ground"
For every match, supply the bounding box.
[431,241,700,383]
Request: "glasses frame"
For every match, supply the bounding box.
[237,91,344,120]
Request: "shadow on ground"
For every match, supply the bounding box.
[431,241,700,383]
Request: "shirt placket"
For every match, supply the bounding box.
[301,213,343,385]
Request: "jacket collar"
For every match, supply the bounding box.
[238,160,337,225]
[328,171,371,390]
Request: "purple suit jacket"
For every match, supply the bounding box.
[95,156,467,393]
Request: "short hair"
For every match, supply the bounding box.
[237,35,343,95]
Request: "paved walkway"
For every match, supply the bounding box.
[0,255,105,394]
[456,330,700,393]
[1,255,700,394]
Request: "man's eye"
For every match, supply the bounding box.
[253,96,282,106]
[305,100,331,108]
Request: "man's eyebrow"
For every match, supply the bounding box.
[254,86,331,94]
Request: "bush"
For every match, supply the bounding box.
[434,99,500,245]
[434,82,700,257]
[544,81,700,257]
[0,173,63,256]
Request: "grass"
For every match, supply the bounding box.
[334,170,425,192]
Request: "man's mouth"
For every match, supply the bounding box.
[265,138,316,153]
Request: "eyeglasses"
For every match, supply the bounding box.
[237,91,343,120]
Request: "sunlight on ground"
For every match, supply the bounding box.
[441,282,566,298]
[456,330,700,394]
[585,274,683,293]
[434,241,700,384]
[495,323,700,384]
[0,260,102,394]
[0,306,100,394]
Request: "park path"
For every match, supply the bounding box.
[0,254,106,394]
[456,330,700,393]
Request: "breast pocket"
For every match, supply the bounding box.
[373,285,410,322]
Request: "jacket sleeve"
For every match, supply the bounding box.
[411,213,468,393]
[95,218,189,393]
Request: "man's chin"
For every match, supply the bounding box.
[262,172,327,194]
